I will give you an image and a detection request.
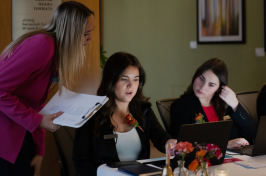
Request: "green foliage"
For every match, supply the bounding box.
[100,46,108,69]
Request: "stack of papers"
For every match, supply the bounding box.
[235,159,266,169]
[39,86,108,128]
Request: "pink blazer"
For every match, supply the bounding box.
[0,34,55,163]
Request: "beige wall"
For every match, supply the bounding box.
[102,0,266,124]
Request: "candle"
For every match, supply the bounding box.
[215,169,229,176]
[166,144,170,165]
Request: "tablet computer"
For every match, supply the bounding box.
[106,161,141,168]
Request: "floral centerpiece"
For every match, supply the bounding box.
[168,141,194,176]
[188,143,223,176]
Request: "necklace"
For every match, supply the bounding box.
[113,112,129,120]
[49,67,59,93]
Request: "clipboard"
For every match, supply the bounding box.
[39,86,109,128]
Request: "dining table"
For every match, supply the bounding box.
[97,152,266,176]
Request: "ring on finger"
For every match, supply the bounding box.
[54,113,56,118]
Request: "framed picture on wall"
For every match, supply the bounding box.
[264,0,266,51]
[197,0,245,44]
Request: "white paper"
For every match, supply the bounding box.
[225,150,239,155]
[146,164,163,170]
[235,159,266,169]
[39,86,108,128]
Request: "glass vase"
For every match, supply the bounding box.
[173,160,188,176]
[196,162,212,176]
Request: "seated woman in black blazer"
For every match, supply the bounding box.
[170,58,257,148]
[73,52,177,176]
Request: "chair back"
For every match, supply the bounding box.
[236,91,259,124]
[53,127,79,176]
[156,98,178,133]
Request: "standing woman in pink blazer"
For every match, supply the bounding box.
[0,1,95,176]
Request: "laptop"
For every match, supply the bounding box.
[227,116,266,156]
[143,120,233,169]
[177,120,233,167]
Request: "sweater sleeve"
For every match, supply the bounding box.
[257,85,266,121]
[227,103,257,142]
[169,98,192,137]
[0,34,54,132]
[148,108,175,153]
[32,127,46,156]
[72,120,97,176]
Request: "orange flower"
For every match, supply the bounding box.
[175,142,194,153]
[186,142,194,153]
[196,150,206,158]
[194,113,202,121]
[188,159,199,172]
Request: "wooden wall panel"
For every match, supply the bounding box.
[0,1,100,175]
[0,1,12,51]
[70,0,101,95]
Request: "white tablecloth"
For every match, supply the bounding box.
[97,154,266,176]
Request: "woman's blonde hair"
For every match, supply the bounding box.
[0,1,94,91]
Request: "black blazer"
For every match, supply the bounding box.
[169,93,257,144]
[257,84,266,122]
[72,102,174,176]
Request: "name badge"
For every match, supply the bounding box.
[104,134,118,140]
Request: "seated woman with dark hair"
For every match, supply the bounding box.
[170,58,257,148]
[72,52,177,176]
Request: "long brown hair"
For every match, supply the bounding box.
[182,58,228,120]
[95,52,149,139]
[0,1,94,92]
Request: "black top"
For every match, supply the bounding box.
[72,102,174,176]
[257,84,266,122]
[169,93,257,144]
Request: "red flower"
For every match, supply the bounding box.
[215,147,222,159]
[125,114,136,125]
[206,144,222,158]
[202,158,211,167]
[124,113,144,132]
[125,114,132,121]
[128,118,135,125]
[206,144,218,151]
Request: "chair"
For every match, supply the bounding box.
[236,90,259,124]
[156,98,178,133]
[53,127,80,176]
